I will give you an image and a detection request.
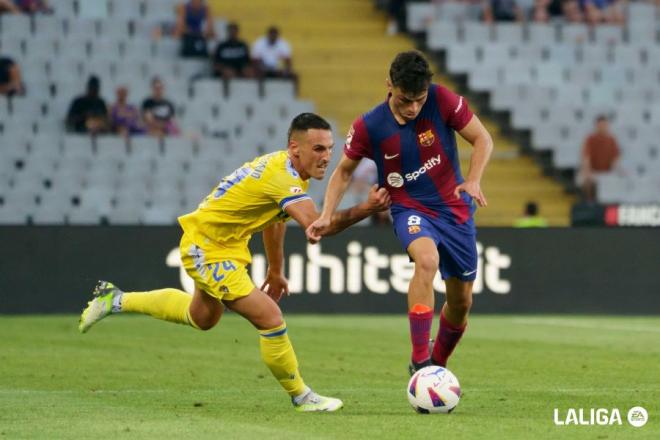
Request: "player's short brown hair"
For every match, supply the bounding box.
[389,51,433,95]
[287,113,331,141]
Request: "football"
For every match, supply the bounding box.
[407,366,461,414]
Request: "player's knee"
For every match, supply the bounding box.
[449,295,472,316]
[261,310,284,330]
[190,307,222,331]
[415,255,439,277]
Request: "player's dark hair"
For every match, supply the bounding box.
[287,113,331,141]
[389,51,433,95]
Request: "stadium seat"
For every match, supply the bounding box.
[593,25,624,45]
[461,22,492,44]
[426,22,459,50]
[445,44,478,74]
[494,23,524,45]
[77,0,109,19]
[578,44,610,64]
[52,0,77,18]
[108,0,143,19]
[1,14,31,37]
[0,36,23,58]
[406,2,433,33]
[227,79,260,100]
[263,80,295,99]
[561,24,590,44]
[527,23,557,44]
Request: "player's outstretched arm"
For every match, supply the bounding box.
[287,188,390,244]
[455,115,493,207]
[305,154,360,242]
[261,222,289,302]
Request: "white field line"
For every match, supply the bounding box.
[510,317,660,334]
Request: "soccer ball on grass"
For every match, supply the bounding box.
[407,365,461,414]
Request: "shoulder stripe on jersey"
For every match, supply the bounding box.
[454,96,463,114]
[280,194,311,210]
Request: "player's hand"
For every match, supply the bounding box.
[454,180,487,207]
[306,217,331,244]
[366,184,391,212]
[260,270,289,303]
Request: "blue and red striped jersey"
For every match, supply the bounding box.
[344,84,475,227]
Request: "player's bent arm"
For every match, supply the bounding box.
[319,154,361,220]
[286,194,385,237]
[458,115,493,183]
[262,222,286,273]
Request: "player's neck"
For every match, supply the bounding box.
[387,98,408,125]
[288,153,310,180]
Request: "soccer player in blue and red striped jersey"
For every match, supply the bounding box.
[307,51,493,373]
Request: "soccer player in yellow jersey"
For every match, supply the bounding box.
[78,113,390,412]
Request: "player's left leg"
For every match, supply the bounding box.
[429,225,477,367]
[431,278,473,367]
[78,281,220,333]
[224,289,343,412]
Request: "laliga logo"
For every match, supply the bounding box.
[553,407,648,427]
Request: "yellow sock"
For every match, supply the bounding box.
[259,322,306,397]
[121,288,199,329]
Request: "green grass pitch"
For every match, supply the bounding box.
[0,314,658,439]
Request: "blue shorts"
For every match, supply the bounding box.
[392,210,478,282]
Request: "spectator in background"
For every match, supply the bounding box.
[0,0,20,13]
[174,0,215,58]
[385,0,406,35]
[66,75,108,134]
[532,0,566,22]
[514,201,548,227]
[141,76,180,138]
[0,56,24,96]
[14,0,51,14]
[110,86,144,137]
[483,0,526,22]
[212,22,255,79]
[578,115,621,202]
[563,0,586,22]
[252,26,298,84]
[581,0,625,25]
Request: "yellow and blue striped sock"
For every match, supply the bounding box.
[259,322,306,397]
[121,288,199,329]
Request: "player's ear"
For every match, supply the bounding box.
[288,138,300,157]
[386,78,393,92]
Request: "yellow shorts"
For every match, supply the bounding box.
[179,233,255,301]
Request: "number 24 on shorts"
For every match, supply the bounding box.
[208,260,237,282]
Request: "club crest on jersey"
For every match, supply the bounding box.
[387,172,404,188]
[408,225,421,234]
[418,130,435,147]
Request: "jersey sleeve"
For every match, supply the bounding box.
[436,85,473,131]
[344,117,372,160]
[262,160,311,211]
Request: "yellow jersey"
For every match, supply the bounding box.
[178,151,311,262]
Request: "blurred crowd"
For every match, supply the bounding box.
[384,0,660,34]
[0,0,300,138]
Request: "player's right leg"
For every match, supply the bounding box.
[406,237,440,374]
[223,289,343,412]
